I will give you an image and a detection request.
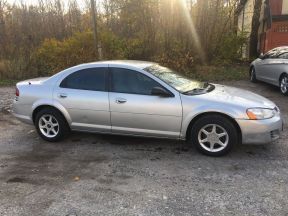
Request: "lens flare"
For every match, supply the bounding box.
[178,0,206,64]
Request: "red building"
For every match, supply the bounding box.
[259,0,288,53]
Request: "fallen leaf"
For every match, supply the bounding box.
[73,176,80,181]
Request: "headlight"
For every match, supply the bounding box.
[246,108,276,120]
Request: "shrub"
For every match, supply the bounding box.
[34,30,126,76]
[0,59,33,80]
[35,31,96,76]
[212,32,248,65]
[0,60,7,79]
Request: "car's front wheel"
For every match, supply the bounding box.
[190,115,238,156]
[280,74,288,95]
[35,108,69,142]
[250,67,257,83]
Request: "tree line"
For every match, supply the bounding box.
[0,0,247,79]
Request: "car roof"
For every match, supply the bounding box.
[81,60,156,70]
[273,46,288,51]
[45,60,157,84]
[278,46,288,49]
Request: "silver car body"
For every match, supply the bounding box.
[251,46,288,86]
[13,60,283,144]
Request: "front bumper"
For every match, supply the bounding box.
[236,115,283,144]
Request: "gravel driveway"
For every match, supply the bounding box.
[0,80,287,216]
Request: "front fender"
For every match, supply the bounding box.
[180,104,244,139]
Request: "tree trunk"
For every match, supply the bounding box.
[249,0,262,59]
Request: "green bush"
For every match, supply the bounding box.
[23,30,248,81]
[35,31,96,76]
[100,31,126,59]
[35,30,126,76]
[0,60,7,79]
[212,32,248,65]
[0,58,33,80]
[0,79,18,86]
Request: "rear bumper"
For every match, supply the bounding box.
[236,115,283,144]
[12,112,33,124]
[12,100,33,125]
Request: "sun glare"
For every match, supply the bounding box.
[179,0,206,64]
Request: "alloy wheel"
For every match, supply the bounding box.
[250,68,255,81]
[38,114,59,138]
[198,124,229,153]
[280,76,288,94]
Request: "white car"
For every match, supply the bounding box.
[250,46,288,95]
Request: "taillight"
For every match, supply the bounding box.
[16,87,20,97]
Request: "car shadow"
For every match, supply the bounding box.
[256,80,280,91]
[65,131,283,160]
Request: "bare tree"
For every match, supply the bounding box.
[249,0,262,58]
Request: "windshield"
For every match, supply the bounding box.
[144,65,212,94]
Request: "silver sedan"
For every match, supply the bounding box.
[250,46,288,95]
[12,60,283,156]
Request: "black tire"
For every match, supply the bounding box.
[280,74,288,96]
[35,107,70,142]
[190,115,238,157]
[250,67,257,83]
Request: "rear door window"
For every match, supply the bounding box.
[60,68,107,91]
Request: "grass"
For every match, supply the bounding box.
[186,64,249,82]
[0,79,18,87]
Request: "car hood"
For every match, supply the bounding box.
[251,58,262,65]
[206,84,276,109]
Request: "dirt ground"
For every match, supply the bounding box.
[0,80,287,216]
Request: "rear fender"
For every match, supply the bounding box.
[32,99,72,125]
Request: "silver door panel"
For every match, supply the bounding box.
[111,112,181,137]
[53,88,111,132]
[109,92,182,138]
[256,59,285,86]
[69,109,111,132]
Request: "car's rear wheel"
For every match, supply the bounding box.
[280,74,288,95]
[250,67,257,83]
[35,108,69,142]
[190,115,238,156]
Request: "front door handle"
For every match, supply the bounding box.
[58,93,67,98]
[115,98,127,104]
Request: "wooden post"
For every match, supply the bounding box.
[90,0,99,59]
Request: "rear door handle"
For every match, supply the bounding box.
[58,93,67,98]
[115,98,127,104]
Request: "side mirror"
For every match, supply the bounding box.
[259,53,264,59]
[151,87,173,97]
